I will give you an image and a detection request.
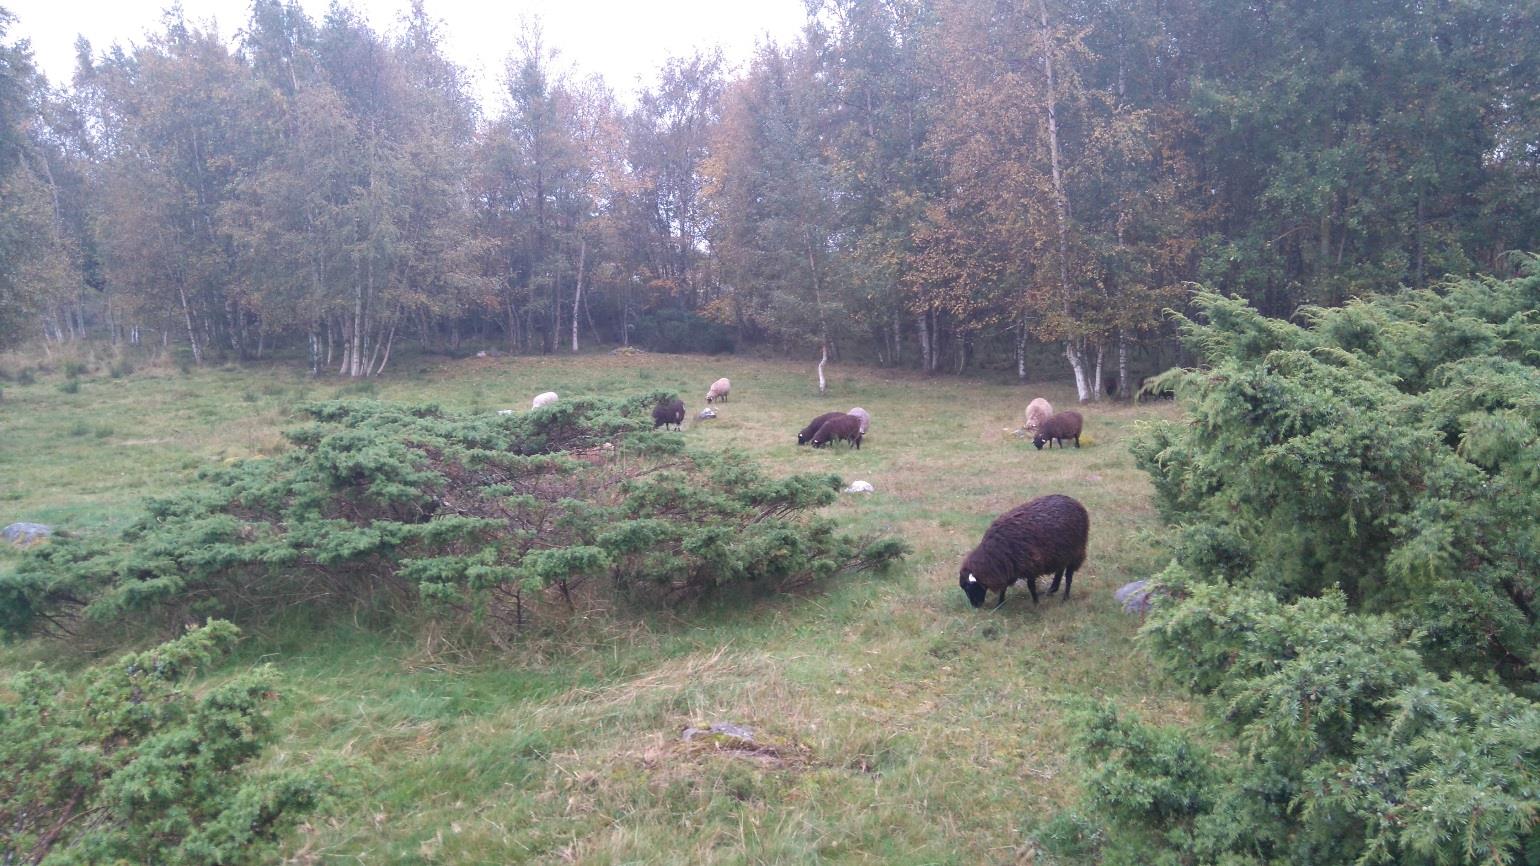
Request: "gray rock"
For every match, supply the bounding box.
[3,522,52,546]
[1114,580,1154,615]
[682,722,756,744]
[842,480,875,494]
[696,407,718,421]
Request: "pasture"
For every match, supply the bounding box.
[1,350,1190,864]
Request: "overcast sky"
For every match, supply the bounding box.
[5,0,808,109]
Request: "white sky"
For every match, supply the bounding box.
[6,0,808,109]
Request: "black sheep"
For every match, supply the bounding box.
[798,411,845,445]
[810,413,863,449]
[1033,411,1083,449]
[959,494,1089,609]
[652,397,686,430]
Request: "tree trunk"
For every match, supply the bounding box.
[571,237,587,353]
[917,312,931,373]
[374,306,401,376]
[350,273,365,378]
[1117,330,1130,400]
[1037,0,1083,397]
[892,309,901,366]
[1016,314,1030,381]
[1066,340,1092,403]
[178,283,202,365]
[806,234,830,357]
[817,343,828,395]
[1092,342,1105,402]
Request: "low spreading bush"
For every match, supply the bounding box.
[0,621,333,865]
[2,394,905,641]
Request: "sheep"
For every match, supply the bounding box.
[706,377,732,403]
[1024,397,1055,435]
[531,391,558,410]
[1033,411,1083,449]
[799,411,846,446]
[959,494,1089,609]
[846,407,871,436]
[652,397,686,430]
[810,413,864,449]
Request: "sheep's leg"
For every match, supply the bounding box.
[1026,577,1039,605]
[1074,435,1080,448]
[1062,567,1074,600]
[1046,570,1062,595]
[993,587,1008,610]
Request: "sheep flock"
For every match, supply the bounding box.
[514,373,1123,616]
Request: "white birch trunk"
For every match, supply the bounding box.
[1093,342,1105,402]
[1066,340,1092,403]
[817,344,828,394]
[571,237,587,353]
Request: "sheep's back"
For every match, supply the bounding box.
[653,398,685,425]
[846,407,871,434]
[811,413,861,445]
[1025,398,1054,431]
[962,494,1088,588]
[800,411,846,443]
[1041,411,1083,439]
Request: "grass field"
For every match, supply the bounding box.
[1,348,1190,864]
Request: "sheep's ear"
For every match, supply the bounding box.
[966,574,977,584]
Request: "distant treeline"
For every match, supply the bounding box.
[0,0,1535,396]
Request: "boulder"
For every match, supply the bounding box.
[696,407,717,421]
[3,522,52,546]
[842,480,875,494]
[1114,580,1155,615]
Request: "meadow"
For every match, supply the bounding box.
[1,349,1190,864]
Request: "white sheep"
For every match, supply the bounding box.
[706,377,731,404]
[846,407,871,435]
[1024,397,1054,434]
[531,391,558,410]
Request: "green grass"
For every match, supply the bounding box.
[0,349,1191,864]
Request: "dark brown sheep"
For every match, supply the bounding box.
[652,397,686,430]
[1033,411,1083,449]
[959,494,1089,608]
[798,411,846,445]
[810,413,863,449]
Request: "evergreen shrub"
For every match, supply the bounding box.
[1,394,904,641]
[1082,266,1540,865]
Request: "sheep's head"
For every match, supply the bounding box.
[959,569,988,608]
[811,436,827,448]
[1033,434,1048,450]
[797,431,810,445]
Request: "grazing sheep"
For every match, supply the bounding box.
[652,397,686,430]
[1033,411,1083,449]
[1024,397,1055,434]
[531,391,558,410]
[798,411,846,446]
[811,413,863,449]
[846,407,871,435]
[706,377,732,403]
[959,494,1089,609]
